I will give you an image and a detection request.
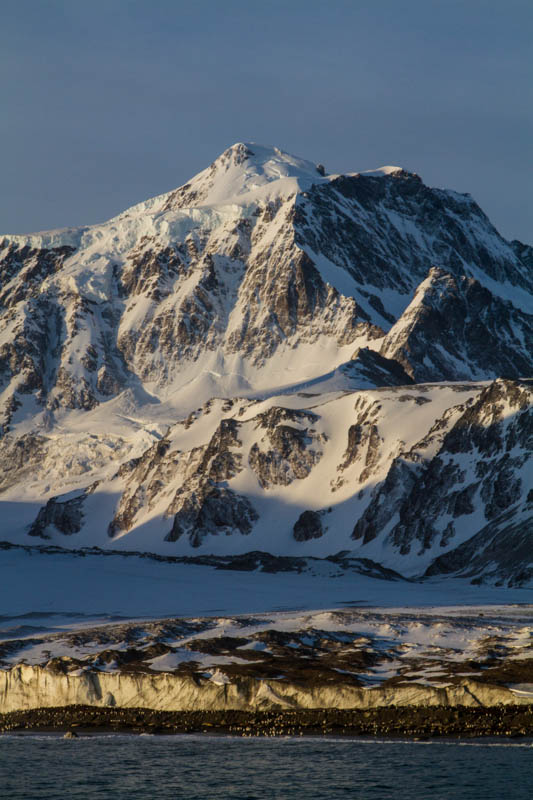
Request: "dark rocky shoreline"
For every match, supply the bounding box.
[3,705,533,738]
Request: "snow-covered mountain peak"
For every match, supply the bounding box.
[0,141,532,587]
[216,142,326,180]
[152,142,331,212]
[205,141,328,190]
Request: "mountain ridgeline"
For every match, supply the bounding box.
[0,143,531,585]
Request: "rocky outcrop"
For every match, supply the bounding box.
[293,510,324,541]
[165,484,258,548]
[380,268,533,382]
[346,348,413,387]
[296,170,532,297]
[197,418,243,482]
[249,407,324,488]
[28,487,97,539]
[425,507,533,586]
[332,395,385,492]
[107,437,175,537]
[0,242,76,306]
[0,433,48,490]
[352,379,532,565]
[108,416,258,547]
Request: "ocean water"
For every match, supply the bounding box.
[1,734,533,799]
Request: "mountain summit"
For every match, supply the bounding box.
[162,142,332,207]
[0,143,531,585]
[154,142,406,209]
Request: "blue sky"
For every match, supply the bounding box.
[1,0,531,241]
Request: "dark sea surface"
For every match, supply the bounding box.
[2,733,533,799]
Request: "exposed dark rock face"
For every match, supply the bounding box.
[120,243,185,298]
[425,504,533,586]
[108,436,175,537]
[296,172,531,298]
[108,416,256,547]
[0,433,48,490]
[249,427,323,488]
[28,487,97,539]
[0,238,134,426]
[346,348,414,387]
[425,510,533,586]
[293,510,324,541]
[380,268,533,382]
[249,407,324,488]
[197,419,243,482]
[0,295,63,429]
[512,239,533,271]
[166,484,258,548]
[352,380,532,564]
[332,396,384,492]
[0,243,76,305]
[352,459,421,545]
[107,404,326,546]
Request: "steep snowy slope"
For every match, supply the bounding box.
[3,378,530,585]
[0,143,531,585]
